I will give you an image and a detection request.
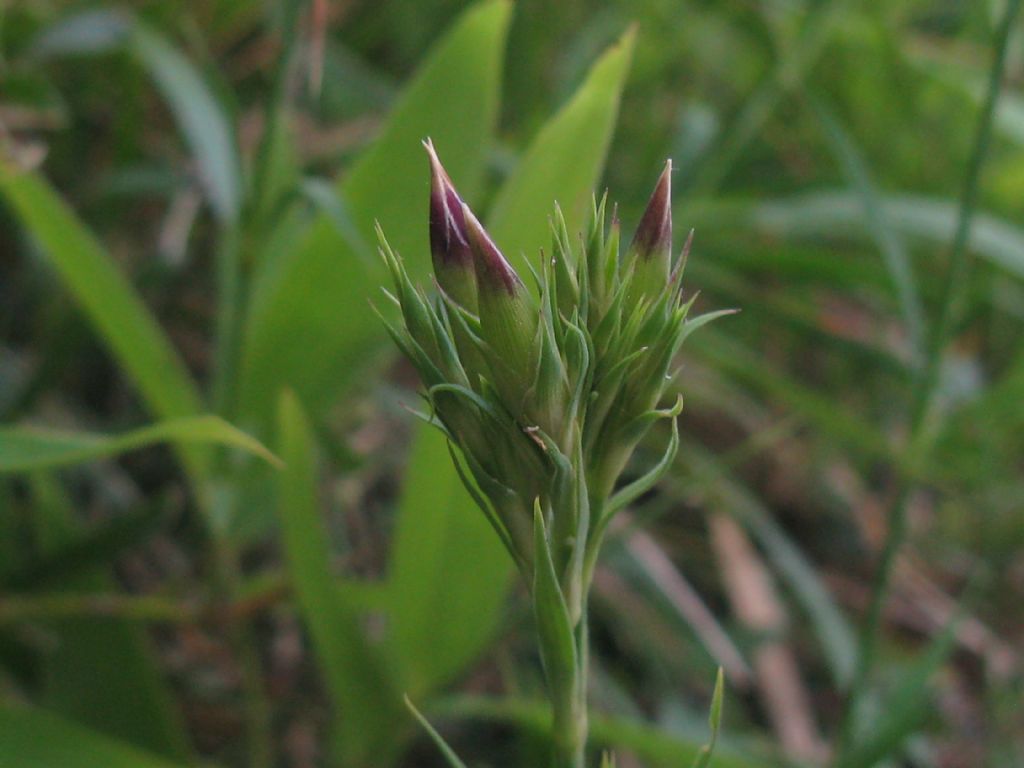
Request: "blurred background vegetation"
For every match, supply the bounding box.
[1,0,1022,766]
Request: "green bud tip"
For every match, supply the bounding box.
[669,227,694,287]
[461,202,526,296]
[630,158,672,262]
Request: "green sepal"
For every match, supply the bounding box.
[585,193,610,315]
[603,395,683,522]
[679,308,740,347]
[562,319,593,433]
[527,279,570,442]
[549,203,580,318]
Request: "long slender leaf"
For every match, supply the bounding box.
[404,696,469,768]
[0,162,206,479]
[276,391,403,766]
[690,668,725,768]
[129,24,242,223]
[684,192,1024,279]
[0,415,279,474]
[812,99,925,358]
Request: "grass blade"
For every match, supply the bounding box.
[404,695,469,768]
[0,162,206,478]
[0,164,203,422]
[276,391,403,766]
[0,415,279,474]
[684,193,1024,279]
[812,98,925,361]
[129,23,242,224]
[685,0,856,195]
[690,668,724,768]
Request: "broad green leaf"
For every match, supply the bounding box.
[0,415,279,474]
[436,696,769,768]
[487,28,635,275]
[388,424,510,696]
[276,391,403,766]
[0,162,205,479]
[240,0,511,422]
[0,705,186,768]
[28,475,191,761]
[130,24,242,223]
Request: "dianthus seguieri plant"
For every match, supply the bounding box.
[378,141,727,768]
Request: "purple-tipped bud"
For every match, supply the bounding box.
[626,160,673,306]
[461,202,537,414]
[425,139,477,311]
[631,159,672,263]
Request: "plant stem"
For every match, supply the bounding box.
[550,608,589,768]
[836,0,1021,753]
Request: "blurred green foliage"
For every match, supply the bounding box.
[1,0,1022,766]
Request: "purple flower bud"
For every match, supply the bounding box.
[425,139,477,311]
[625,160,673,306]
[631,159,672,264]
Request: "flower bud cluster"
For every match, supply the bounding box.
[379,141,721,617]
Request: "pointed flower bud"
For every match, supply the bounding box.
[626,160,672,305]
[462,202,538,415]
[425,139,477,312]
